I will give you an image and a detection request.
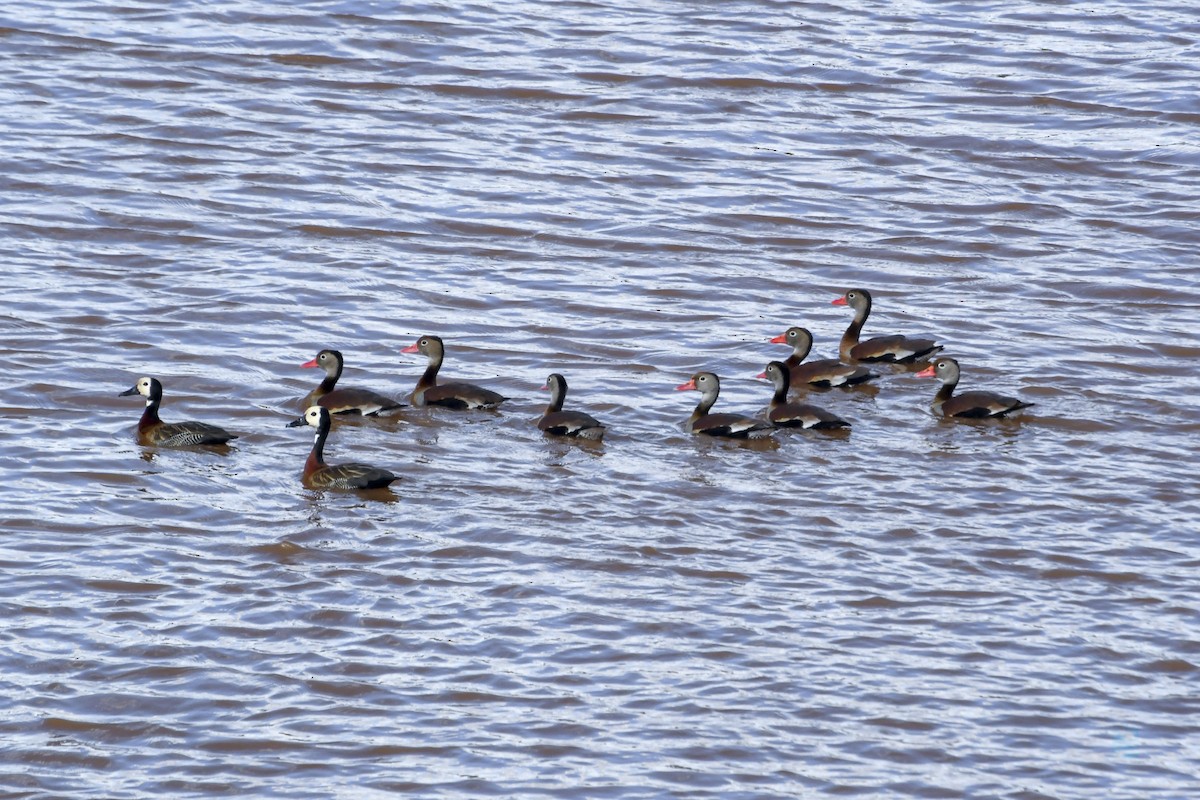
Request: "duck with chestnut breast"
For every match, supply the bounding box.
[301,348,406,416]
[119,376,238,447]
[676,371,774,439]
[917,357,1034,419]
[401,335,509,409]
[831,288,942,364]
[538,373,606,440]
[758,362,851,430]
[286,405,398,489]
[770,326,877,388]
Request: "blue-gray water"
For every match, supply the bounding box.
[2,1,1198,797]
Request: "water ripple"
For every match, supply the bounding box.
[2,0,1199,797]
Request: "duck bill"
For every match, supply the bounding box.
[675,379,696,391]
[769,333,787,343]
[400,343,419,354]
[831,296,847,306]
[755,371,767,379]
[915,366,936,378]
[300,358,319,368]
[118,385,139,396]
[286,415,307,427]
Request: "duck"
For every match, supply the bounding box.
[758,362,851,430]
[769,326,877,388]
[401,335,508,409]
[301,348,406,416]
[119,376,238,447]
[286,405,398,489]
[675,371,774,439]
[831,288,942,364]
[916,357,1034,419]
[538,373,606,440]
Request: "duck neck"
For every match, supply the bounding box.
[138,393,162,432]
[546,381,566,414]
[840,300,870,359]
[769,374,789,411]
[305,418,330,473]
[934,380,957,407]
[689,387,718,423]
[318,366,341,394]
[416,353,442,391]
[785,337,812,368]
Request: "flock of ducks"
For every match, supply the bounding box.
[119,289,1034,491]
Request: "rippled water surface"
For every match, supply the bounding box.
[2,1,1199,797]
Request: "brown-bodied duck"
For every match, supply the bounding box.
[301,348,406,416]
[676,371,774,439]
[286,405,398,489]
[119,376,238,447]
[401,335,508,409]
[770,326,877,388]
[831,288,942,364]
[538,373,606,440]
[916,357,1034,419]
[758,361,851,430]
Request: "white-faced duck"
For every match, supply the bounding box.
[286,405,398,490]
[119,377,238,447]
